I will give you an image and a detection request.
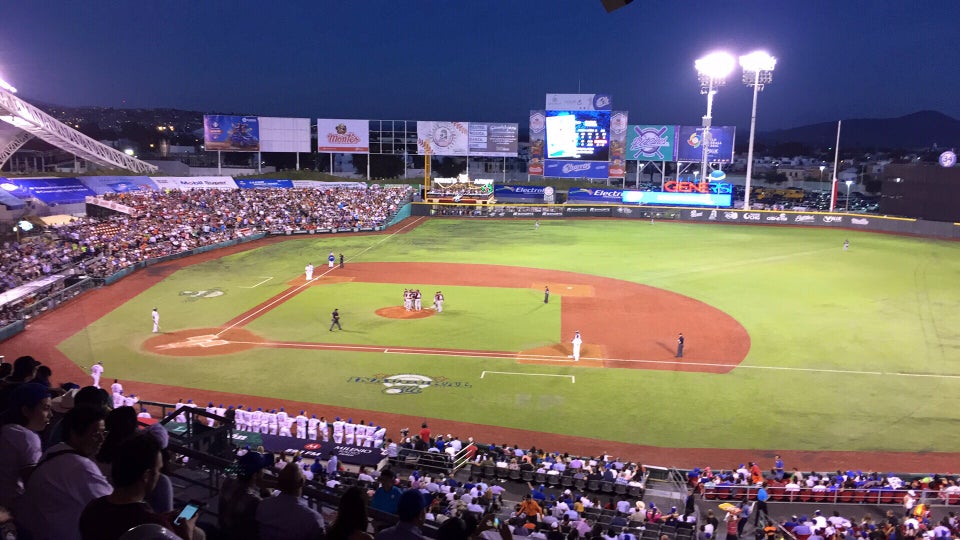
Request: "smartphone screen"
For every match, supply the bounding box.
[175,503,200,525]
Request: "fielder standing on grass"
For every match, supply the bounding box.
[544,286,550,304]
[329,308,342,331]
[151,308,160,333]
[305,262,314,281]
[91,361,104,388]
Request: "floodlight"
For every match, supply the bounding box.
[739,51,776,73]
[0,76,16,93]
[695,52,735,87]
[124,148,135,156]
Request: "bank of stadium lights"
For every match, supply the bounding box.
[694,52,735,186]
[739,51,776,210]
[0,74,17,93]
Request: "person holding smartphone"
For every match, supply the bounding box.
[79,433,199,540]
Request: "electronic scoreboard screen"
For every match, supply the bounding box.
[545,110,610,161]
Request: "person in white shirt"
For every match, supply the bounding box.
[215,404,226,422]
[344,419,356,445]
[90,362,104,388]
[265,409,278,435]
[251,408,263,431]
[173,400,187,423]
[151,307,160,333]
[123,394,139,408]
[112,391,125,409]
[307,415,319,440]
[235,405,247,431]
[332,417,344,443]
[295,411,308,439]
[276,408,289,435]
[137,407,152,420]
[0,384,52,510]
[110,379,123,395]
[305,263,314,281]
[373,425,387,448]
[205,402,217,427]
[571,331,582,361]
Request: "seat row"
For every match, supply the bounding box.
[703,485,960,505]
[462,464,644,498]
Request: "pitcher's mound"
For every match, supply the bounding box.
[376,306,436,319]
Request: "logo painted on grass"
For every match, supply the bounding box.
[347,373,472,394]
[179,288,224,300]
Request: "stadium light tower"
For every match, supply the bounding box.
[739,51,776,210]
[695,52,735,185]
[0,74,17,94]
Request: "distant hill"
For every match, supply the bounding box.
[759,111,960,150]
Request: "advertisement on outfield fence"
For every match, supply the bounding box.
[528,110,545,176]
[566,187,623,203]
[676,125,736,163]
[627,125,678,161]
[317,119,369,153]
[417,121,470,156]
[235,179,295,189]
[149,176,239,191]
[494,185,546,202]
[622,190,732,207]
[545,160,609,179]
[608,111,628,178]
[468,122,518,157]
[203,115,260,152]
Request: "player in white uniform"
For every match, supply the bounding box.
[111,379,123,395]
[251,408,263,432]
[363,422,376,448]
[305,263,314,281]
[571,331,582,362]
[403,289,411,311]
[373,425,387,448]
[113,391,125,409]
[279,417,292,437]
[318,416,329,442]
[434,291,444,313]
[174,400,187,423]
[328,251,335,268]
[414,290,422,311]
[344,419,356,445]
[152,308,160,333]
[123,394,139,408]
[137,407,152,421]
[215,404,226,423]
[295,411,308,439]
[91,361,104,388]
[276,408,288,434]
[265,409,277,435]
[206,402,217,427]
[307,415,320,440]
[235,405,246,431]
[332,417,345,444]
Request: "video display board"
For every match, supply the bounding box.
[676,126,736,163]
[468,122,518,157]
[545,110,611,161]
[203,115,260,152]
[317,119,369,153]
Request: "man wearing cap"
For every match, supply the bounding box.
[571,331,582,361]
[220,450,271,540]
[151,307,160,333]
[257,463,325,540]
[376,488,433,540]
[89,361,103,389]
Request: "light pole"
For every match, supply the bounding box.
[819,165,825,183]
[739,51,776,210]
[695,52,735,196]
[845,180,853,212]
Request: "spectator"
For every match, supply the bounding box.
[256,462,325,540]
[20,405,112,540]
[0,356,41,410]
[97,406,140,478]
[219,450,272,540]
[370,468,403,515]
[79,433,197,540]
[327,486,374,540]
[0,382,52,509]
[144,423,175,514]
[376,489,434,540]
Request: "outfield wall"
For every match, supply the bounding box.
[410,203,960,240]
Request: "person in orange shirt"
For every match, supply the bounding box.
[750,462,764,485]
[519,494,542,523]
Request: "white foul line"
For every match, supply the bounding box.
[482,371,575,383]
[239,276,273,289]
[217,217,427,336]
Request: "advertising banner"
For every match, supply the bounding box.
[626,125,678,161]
[258,117,310,153]
[3,177,97,205]
[254,434,384,467]
[494,184,546,202]
[566,187,624,203]
[291,180,366,189]
[79,176,156,194]
[416,121,470,156]
[317,119,369,153]
[608,111,628,178]
[546,93,612,111]
[468,122,518,157]
[528,110,545,176]
[544,160,609,179]
[235,179,295,189]
[621,190,732,207]
[203,115,260,152]
[148,176,239,190]
[676,125,736,163]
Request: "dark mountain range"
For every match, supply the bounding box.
[758,110,960,150]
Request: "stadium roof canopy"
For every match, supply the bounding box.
[0,86,157,173]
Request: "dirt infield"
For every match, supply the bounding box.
[375,306,436,319]
[5,217,956,470]
[143,328,262,357]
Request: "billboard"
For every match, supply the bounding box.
[2,177,97,205]
[259,117,310,153]
[148,176,239,190]
[528,110,545,176]
[545,110,611,161]
[416,121,469,156]
[203,115,260,152]
[545,160,609,179]
[468,122,518,157]
[626,125,678,161]
[622,190,732,207]
[608,111,628,178]
[676,125,736,163]
[566,187,624,203]
[317,119,369,153]
[546,93,612,111]
[494,184,546,202]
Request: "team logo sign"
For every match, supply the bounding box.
[347,373,472,395]
[939,150,957,168]
[179,288,224,300]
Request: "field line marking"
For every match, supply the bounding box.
[239,276,273,289]
[642,248,833,283]
[481,371,575,383]
[217,217,426,336]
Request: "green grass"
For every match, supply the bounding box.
[56,219,960,452]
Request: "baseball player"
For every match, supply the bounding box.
[332,416,345,443]
[151,308,160,333]
[403,289,411,311]
[276,408,289,434]
[305,263,314,281]
[91,361,104,388]
[318,416,329,442]
[124,394,139,408]
[307,414,319,440]
[112,391,125,409]
[328,251,335,268]
[296,411,308,439]
[206,402,217,427]
[373,425,387,448]
[266,409,278,435]
[434,291,444,313]
[414,290,422,311]
[344,418,356,445]
[235,405,247,431]
[251,408,263,432]
[110,378,122,395]
[572,331,582,362]
[174,400,187,423]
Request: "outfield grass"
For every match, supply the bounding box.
[57,219,960,452]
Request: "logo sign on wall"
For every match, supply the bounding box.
[417,121,470,156]
[545,160,609,179]
[626,125,678,161]
[608,111,629,178]
[676,126,736,163]
[546,93,612,111]
[528,110,546,176]
[317,119,369,153]
[940,150,957,168]
[203,115,260,152]
[468,122,518,157]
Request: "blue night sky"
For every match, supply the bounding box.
[1,1,957,130]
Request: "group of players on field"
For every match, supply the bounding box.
[403,289,444,313]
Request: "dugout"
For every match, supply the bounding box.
[881,163,960,222]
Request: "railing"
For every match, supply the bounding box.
[701,485,953,506]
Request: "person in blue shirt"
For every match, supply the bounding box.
[774,456,785,481]
[754,483,770,527]
[370,469,403,515]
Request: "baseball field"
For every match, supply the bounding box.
[14,216,960,469]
